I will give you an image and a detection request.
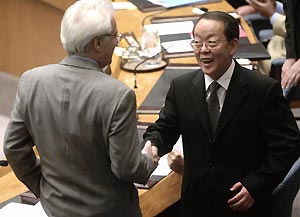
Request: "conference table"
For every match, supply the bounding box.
[0,0,257,216]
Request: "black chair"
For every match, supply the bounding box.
[0,160,8,167]
[258,29,274,44]
[243,13,273,44]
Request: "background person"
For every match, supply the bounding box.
[245,0,286,76]
[282,0,300,99]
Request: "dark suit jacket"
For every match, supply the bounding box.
[284,0,300,59]
[144,62,300,217]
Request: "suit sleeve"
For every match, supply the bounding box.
[241,81,300,201]
[283,0,297,59]
[108,89,155,184]
[143,80,181,157]
[3,75,42,197]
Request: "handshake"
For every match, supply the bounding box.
[141,140,159,167]
[141,140,185,174]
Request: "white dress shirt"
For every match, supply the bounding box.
[205,59,235,112]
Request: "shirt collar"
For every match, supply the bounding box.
[71,54,101,68]
[205,59,235,91]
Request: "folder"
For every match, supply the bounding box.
[20,191,39,205]
[129,0,221,12]
[234,42,271,61]
[137,64,199,114]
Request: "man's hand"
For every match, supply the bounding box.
[245,0,276,19]
[235,5,256,16]
[167,150,184,175]
[281,58,300,89]
[142,140,159,167]
[228,182,255,211]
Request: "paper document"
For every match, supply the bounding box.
[147,0,207,8]
[135,132,183,189]
[239,25,247,38]
[151,135,183,177]
[161,39,193,53]
[151,154,172,176]
[0,202,47,216]
[144,21,194,36]
[111,2,137,10]
[236,58,251,65]
[143,21,193,54]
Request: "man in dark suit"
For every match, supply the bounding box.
[282,0,300,98]
[3,0,157,216]
[143,11,300,217]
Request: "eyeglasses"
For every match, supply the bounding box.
[190,39,227,51]
[114,33,123,44]
[100,32,123,44]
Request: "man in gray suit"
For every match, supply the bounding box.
[3,0,157,216]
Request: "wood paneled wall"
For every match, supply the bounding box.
[0,0,75,76]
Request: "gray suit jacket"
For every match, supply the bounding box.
[4,55,154,217]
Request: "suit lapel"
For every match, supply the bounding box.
[214,64,248,139]
[189,71,212,137]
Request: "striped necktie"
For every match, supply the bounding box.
[207,81,221,136]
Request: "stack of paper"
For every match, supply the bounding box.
[0,202,48,216]
[147,0,207,8]
[144,21,194,54]
[111,2,137,10]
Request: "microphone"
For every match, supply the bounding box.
[132,37,192,88]
[0,160,8,167]
[132,3,199,88]
[133,46,169,89]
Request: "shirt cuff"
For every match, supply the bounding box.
[270,12,279,25]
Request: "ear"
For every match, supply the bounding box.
[229,38,239,56]
[93,37,102,52]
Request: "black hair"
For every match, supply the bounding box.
[192,11,240,41]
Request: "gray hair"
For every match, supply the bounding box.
[60,0,114,53]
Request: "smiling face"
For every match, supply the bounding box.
[193,18,238,80]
